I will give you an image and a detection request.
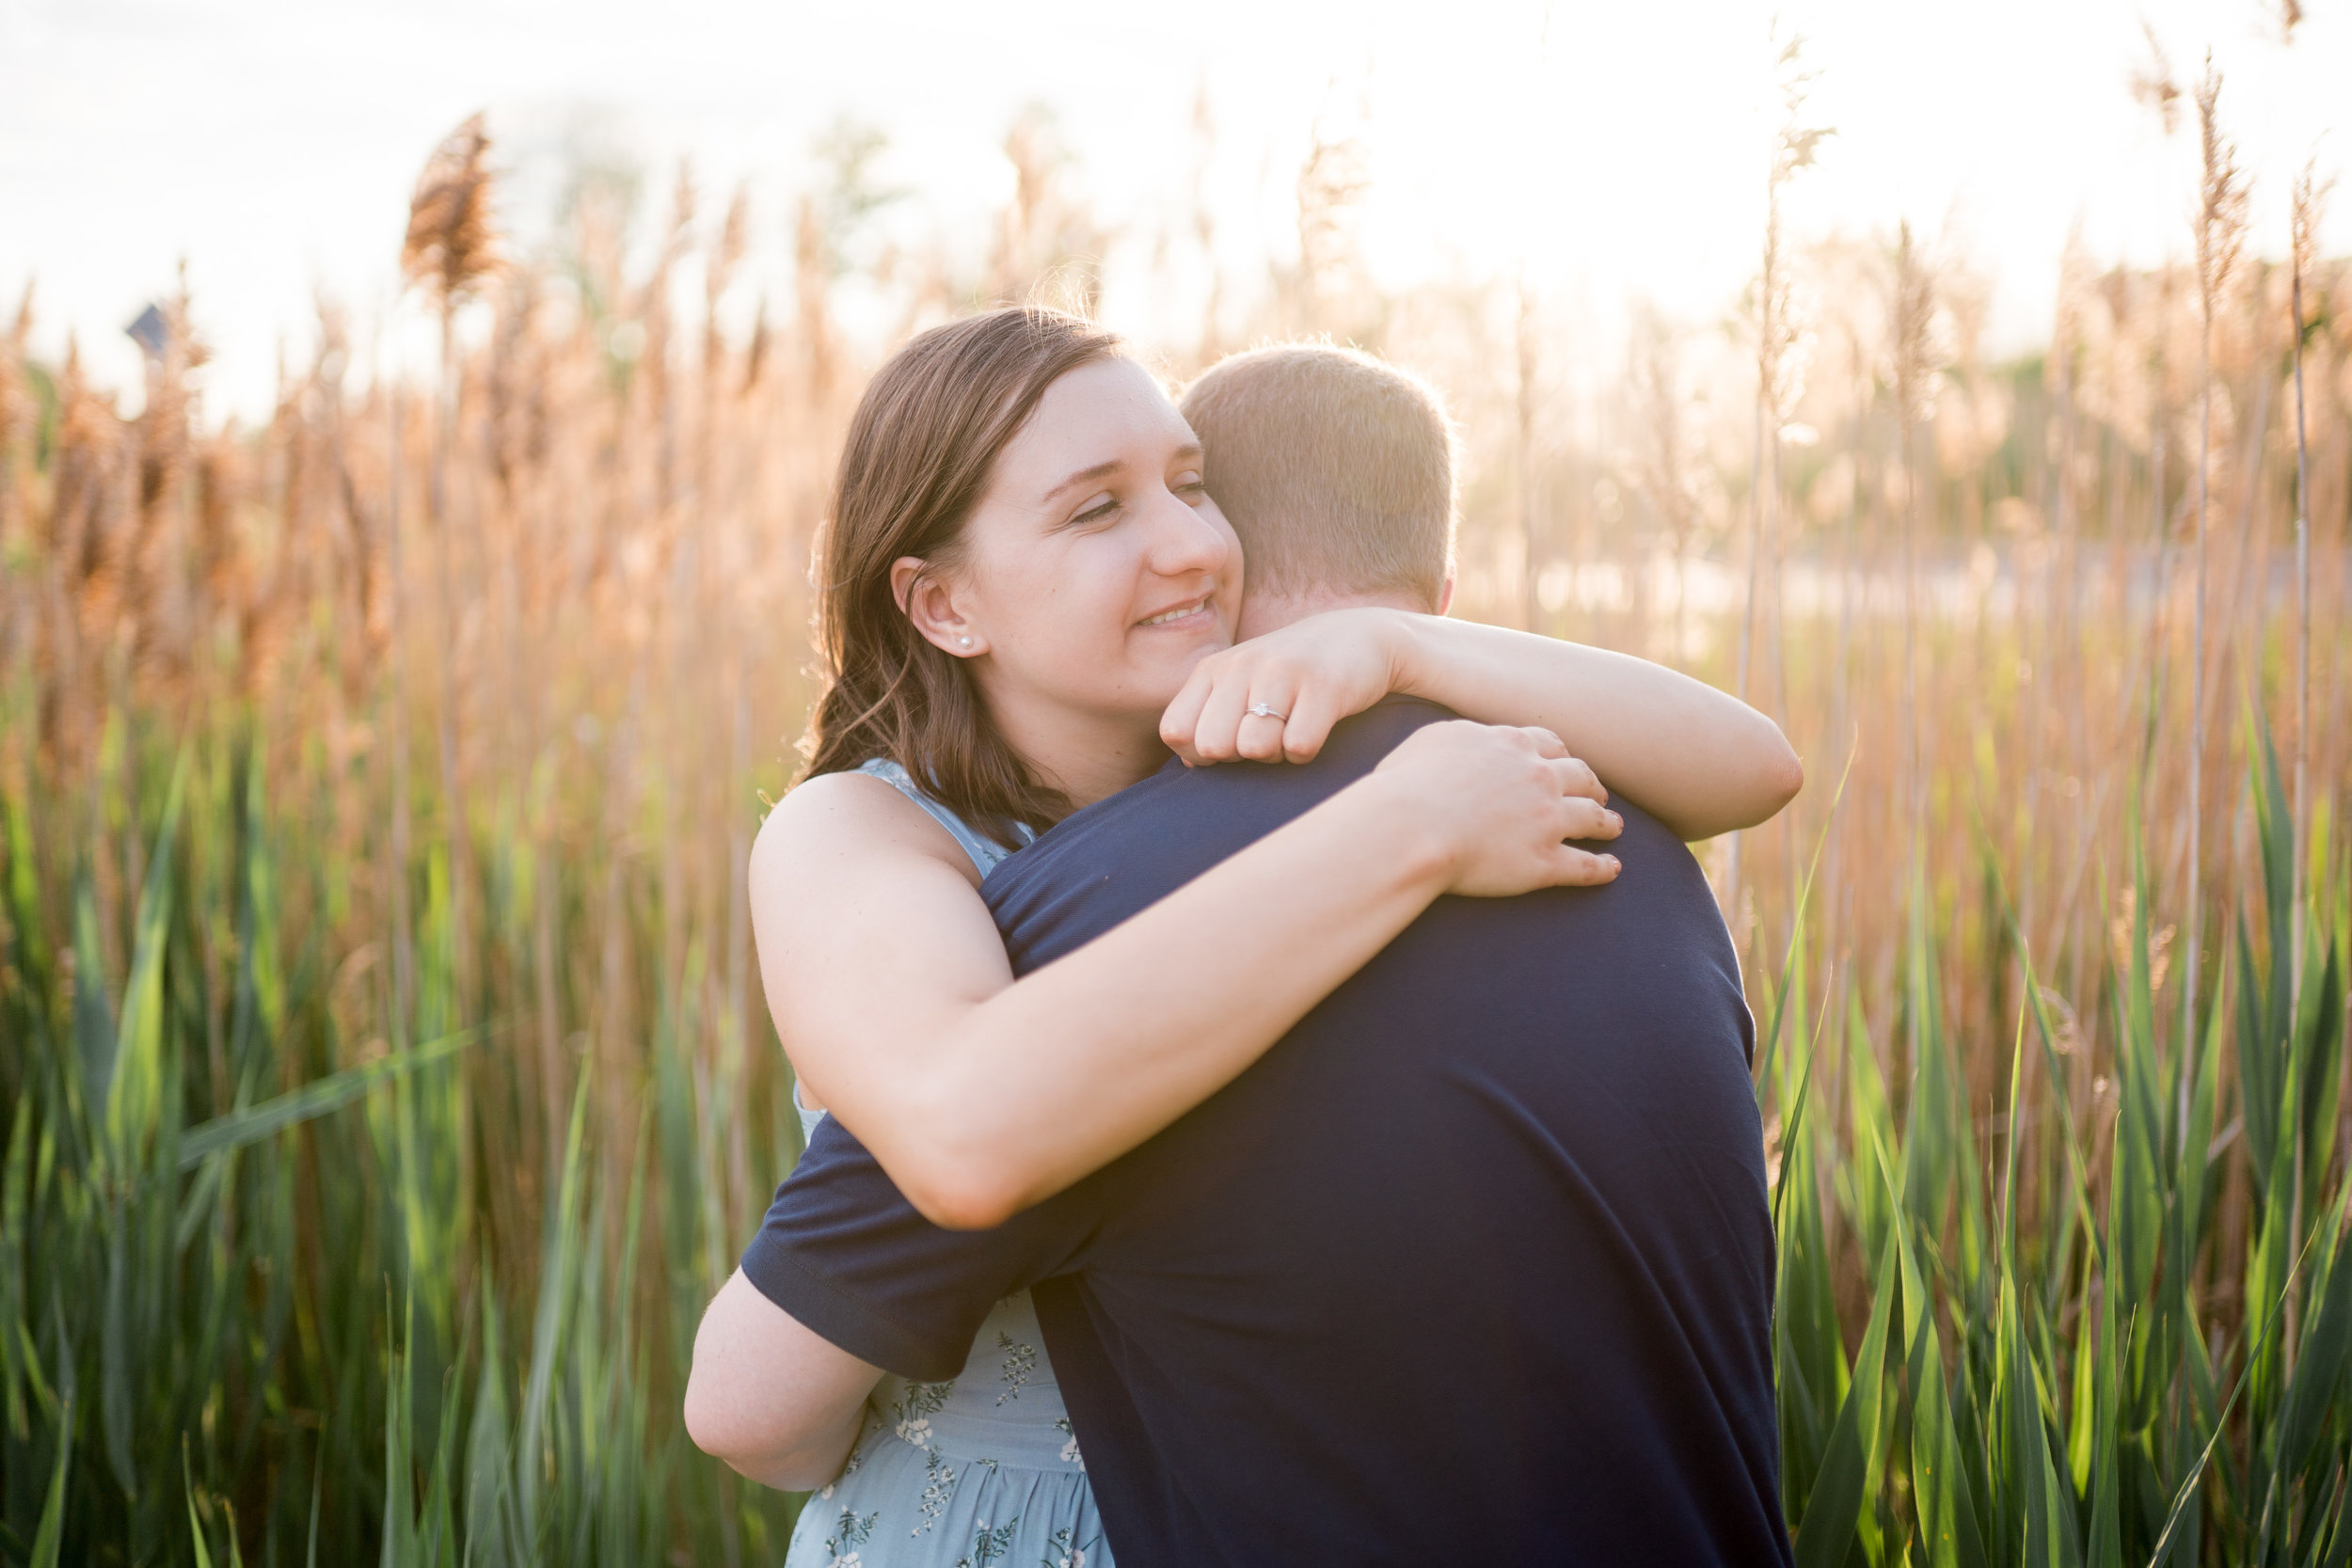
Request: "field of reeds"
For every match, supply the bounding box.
[2,73,2349,1565]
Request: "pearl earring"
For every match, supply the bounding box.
[958,636,974,648]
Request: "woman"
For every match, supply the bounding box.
[687,309,1799,1565]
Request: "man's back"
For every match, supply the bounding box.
[747,698,1789,1566]
[985,697,1787,1564]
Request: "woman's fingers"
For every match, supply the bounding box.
[1159,661,1217,762]
[1549,760,1612,814]
[1280,686,1345,763]
[1548,845,1624,886]
[1525,741,1604,804]
[1233,710,1284,761]
[1232,673,1303,762]
[1519,725,1569,759]
[1180,656,1316,765]
[1556,795,1624,844]
[1180,666,1614,788]
[1374,719,1630,898]
[1190,673,1257,763]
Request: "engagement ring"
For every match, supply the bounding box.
[1246,704,1288,721]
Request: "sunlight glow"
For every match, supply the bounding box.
[1,0,2343,417]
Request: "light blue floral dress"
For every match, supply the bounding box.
[782,760,1111,1568]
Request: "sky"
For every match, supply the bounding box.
[3,0,2346,421]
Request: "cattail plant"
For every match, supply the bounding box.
[1515,276,1541,633]
[1285,104,1371,339]
[2119,26,2180,787]
[1727,27,1830,938]
[2286,158,2328,1062]
[1188,80,1224,362]
[2139,266,2176,767]
[2018,237,2090,957]
[1627,302,1700,664]
[401,112,501,1022]
[1741,27,1831,699]
[2129,22,2184,135]
[0,287,29,575]
[1888,220,1938,1062]
[2185,55,2248,1103]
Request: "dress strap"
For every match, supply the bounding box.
[791,1080,828,1147]
[854,757,1034,879]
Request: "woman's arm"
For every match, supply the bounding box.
[1162,607,1803,841]
[685,1271,879,1488]
[1390,615,1802,840]
[756,720,1615,1232]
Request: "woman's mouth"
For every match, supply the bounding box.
[1136,597,1212,629]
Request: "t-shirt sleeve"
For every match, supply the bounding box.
[740,1114,1107,1382]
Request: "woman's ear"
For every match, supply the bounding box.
[1436,573,1455,617]
[891,556,987,657]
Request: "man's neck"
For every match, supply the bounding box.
[1235,588,1427,641]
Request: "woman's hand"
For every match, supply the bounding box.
[1161,607,1410,766]
[1366,720,1623,895]
[1381,616,1804,840]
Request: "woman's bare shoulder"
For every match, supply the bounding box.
[747,770,1011,1059]
[751,768,973,893]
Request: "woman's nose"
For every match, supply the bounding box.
[1142,486,1231,579]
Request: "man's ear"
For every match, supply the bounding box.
[1436,573,1455,617]
[891,556,987,657]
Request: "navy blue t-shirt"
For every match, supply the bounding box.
[745,698,1790,1567]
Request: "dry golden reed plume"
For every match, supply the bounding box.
[2192,58,2249,312]
[1725,25,1834,922]
[2129,23,2182,136]
[2286,151,2331,1041]
[402,112,499,305]
[2290,156,2332,286]
[1888,220,1938,894]
[1888,223,1939,433]
[0,285,29,552]
[2179,53,2250,1099]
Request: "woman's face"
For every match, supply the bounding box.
[904,356,1243,750]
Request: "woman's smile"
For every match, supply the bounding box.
[1135,594,1217,631]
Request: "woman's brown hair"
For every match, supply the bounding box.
[801,307,1125,838]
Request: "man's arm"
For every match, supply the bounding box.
[691,1113,1110,1485]
[684,1270,882,1491]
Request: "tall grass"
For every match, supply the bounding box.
[0,722,807,1564]
[0,98,2347,1564]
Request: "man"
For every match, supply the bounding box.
[707,345,1792,1564]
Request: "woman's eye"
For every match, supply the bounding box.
[1071,496,1120,527]
[1173,475,1209,500]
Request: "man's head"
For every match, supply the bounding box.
[1178,343,1455,635]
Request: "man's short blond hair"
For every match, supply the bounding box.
[1178,343,1456,610]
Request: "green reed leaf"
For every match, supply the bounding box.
[176,1030,477,1171]
[1793,1227,1899,1568]
[27,1397,71,1568]
[104,750,186,1164]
